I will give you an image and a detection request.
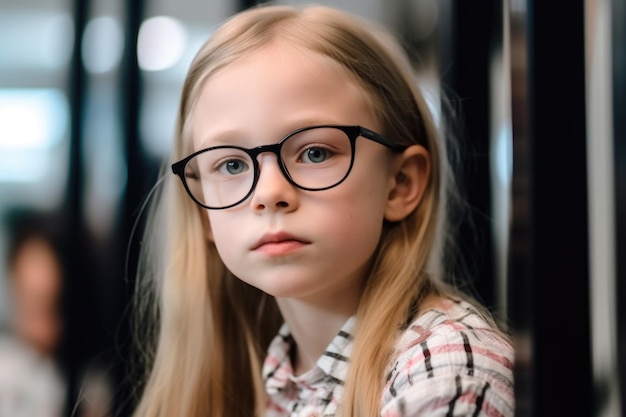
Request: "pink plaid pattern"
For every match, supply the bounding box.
[263,299,514,417]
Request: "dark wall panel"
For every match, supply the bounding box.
[613,0,626,408]
[509,1,593,415]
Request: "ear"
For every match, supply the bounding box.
[384,145,431,222]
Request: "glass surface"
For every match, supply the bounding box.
[188,126,354,209]
[173,125,402,209]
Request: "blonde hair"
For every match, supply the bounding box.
[133,5,456,417]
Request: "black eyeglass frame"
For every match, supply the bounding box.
[171,124,407,210]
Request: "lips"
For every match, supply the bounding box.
[251,232,310,251]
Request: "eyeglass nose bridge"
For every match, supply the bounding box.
[247,141,283,160]
[246,141,298,190]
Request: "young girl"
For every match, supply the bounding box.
[132,4,514,417]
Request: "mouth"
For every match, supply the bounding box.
[251,232,311,253]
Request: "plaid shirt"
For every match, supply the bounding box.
[263,299,514,417]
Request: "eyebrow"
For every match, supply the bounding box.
[194,119,345,150]
[195,129,246,149]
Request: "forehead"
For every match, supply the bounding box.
[188,42,378,149]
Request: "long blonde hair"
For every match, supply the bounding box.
[132,5,453,417]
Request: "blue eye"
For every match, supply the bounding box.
[218,159,249,175]
[301,146,331,163]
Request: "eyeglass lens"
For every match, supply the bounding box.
[183,127,354,209]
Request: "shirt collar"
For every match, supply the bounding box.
[262,317,356,394]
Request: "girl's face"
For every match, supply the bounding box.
[190,42,399,306]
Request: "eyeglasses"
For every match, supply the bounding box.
[171,125,406,210]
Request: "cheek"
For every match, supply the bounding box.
[344,167,391,220]
[321,182,388,250]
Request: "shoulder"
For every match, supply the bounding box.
[381,298,514,417]
[0,335,62,380]
[0,335,32,367]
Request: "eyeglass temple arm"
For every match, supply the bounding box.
[358,126,407,151]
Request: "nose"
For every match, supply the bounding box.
[250,153,299,212]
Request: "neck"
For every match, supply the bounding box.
[276,288,361,376]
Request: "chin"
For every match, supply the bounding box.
[250,277,318,300]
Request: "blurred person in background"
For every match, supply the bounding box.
[0,210,66,417]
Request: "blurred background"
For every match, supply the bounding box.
[0,0,623,416]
